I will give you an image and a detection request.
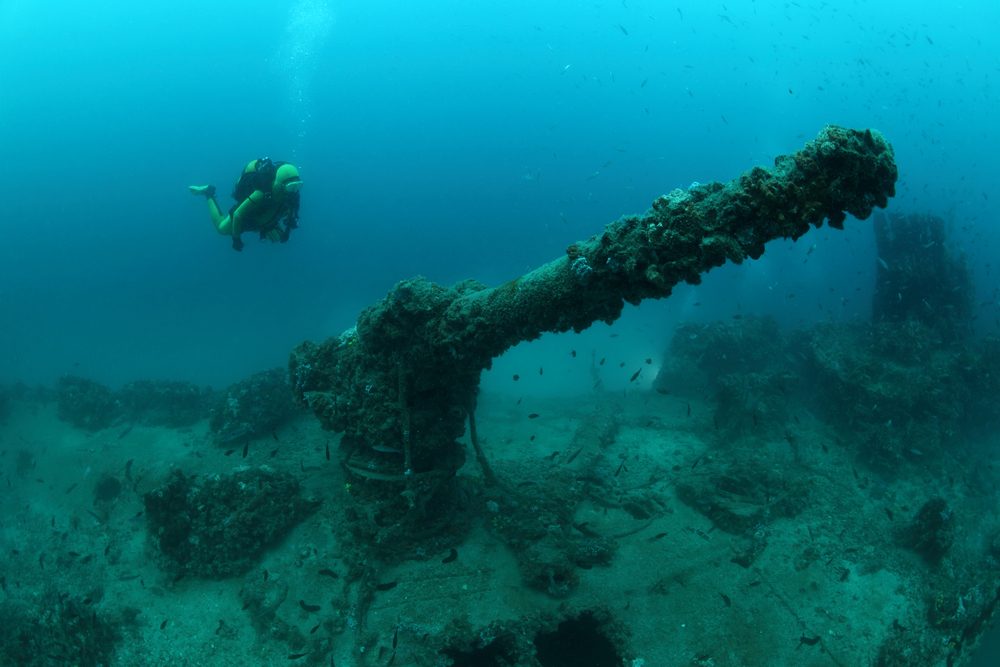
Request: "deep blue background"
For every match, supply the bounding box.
[1,0,998,390]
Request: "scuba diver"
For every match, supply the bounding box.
[189,158,303,251]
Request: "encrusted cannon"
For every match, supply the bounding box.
[289,126,897,520]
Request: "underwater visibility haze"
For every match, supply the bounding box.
[1,0,1000,665]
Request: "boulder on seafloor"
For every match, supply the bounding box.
[55,375,118,431]
[0,591,125,666]
[209,368,301,444]
[143,467,320,578]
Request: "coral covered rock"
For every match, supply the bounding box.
[56,375,118,431]
[209,368,299,444]
[144,468,320,577]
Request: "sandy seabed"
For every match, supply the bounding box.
[2,384,999,666]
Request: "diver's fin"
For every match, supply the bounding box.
[188,184,216,198]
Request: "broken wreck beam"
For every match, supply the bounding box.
[289,125,896,501]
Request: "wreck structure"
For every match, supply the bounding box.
[289,126,897,522]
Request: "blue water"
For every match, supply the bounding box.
[1,0,997,390]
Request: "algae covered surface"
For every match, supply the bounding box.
[3,305,1000,666]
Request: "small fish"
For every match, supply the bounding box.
[271,431,279,442]
[104,543,111,556]
[242,441,249,458]
[224,449,235,457]
[270,448,279,458]
[529,435,536,442]
[375,581,398,592]
[619,362,625,368]
[318,568,339,579]
[884,507,894,521]
[686,402,691,417]
[798,635,821,647]
[599,357,606,366]
[512,374,520,381]
[565,447,584,464]
[39,553,45,570]
[287,652,310,660]
[647,532,668,542]
[544,450,560,461]
[325,442,330,461]
[629,369,641,382]
[877,257,889,270]
[645,358,652,364]
[372,444,403,454]
[310,623,320,634]
[299,600,321,612]
[263,569,269,581]
[640,78,648,88]
[720,592,732,607]
[614,457,628,476]
[539,367,544,375]
[160,620,168,630]
[118,425,133,440]
[528,413,540,419]
[617,23,629,35]
[441,548,458,564]
[125,459,134,481]
[655,387,671,395]
[393,625,399,650]
[570,350,576,357]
